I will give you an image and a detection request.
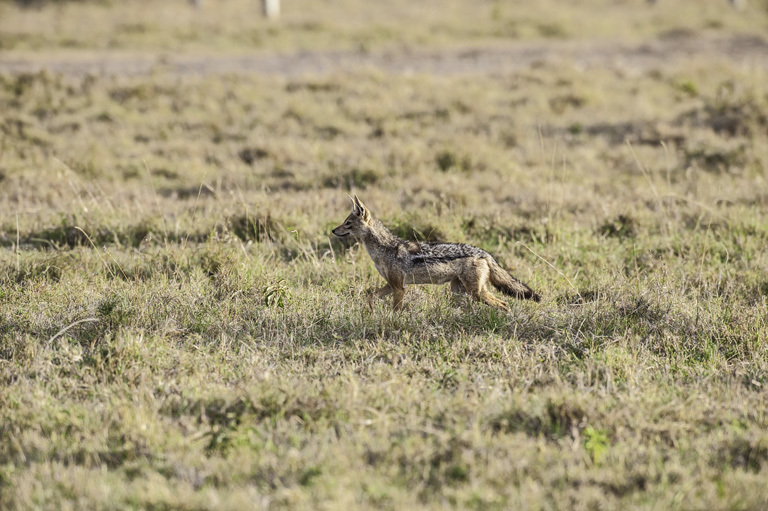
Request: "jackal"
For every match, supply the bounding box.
[332,196,540,312]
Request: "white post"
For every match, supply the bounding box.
[262,0,280,20]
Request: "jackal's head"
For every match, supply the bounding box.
[332,195,372,238]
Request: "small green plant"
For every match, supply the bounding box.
[583,427,609,465]
[263,279,290,308]
[675,79,699,97]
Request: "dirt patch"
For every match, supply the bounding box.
[1,34,766,77]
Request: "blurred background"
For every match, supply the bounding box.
[0,0,766,56]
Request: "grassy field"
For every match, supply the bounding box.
[2,1,768,510]
[1,0,768,53]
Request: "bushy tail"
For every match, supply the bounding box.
[487,258,541,302]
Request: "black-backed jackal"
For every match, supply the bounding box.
[332,196,540,312]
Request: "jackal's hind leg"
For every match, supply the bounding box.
[478,289,510,313]
[460,261,510,313]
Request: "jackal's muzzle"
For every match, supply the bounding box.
[332,226,350,237]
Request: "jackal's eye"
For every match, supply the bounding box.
[344,221,351,227]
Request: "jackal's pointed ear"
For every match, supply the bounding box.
[353,195,371,221]
[349,195,363,217]
[349,195,361,216]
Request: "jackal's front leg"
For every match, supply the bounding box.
[450,278,468,306]
[366,283,393,308]
[392,287,405,311]
[387,275,405,312]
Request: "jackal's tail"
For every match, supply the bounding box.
[487,258,541,302]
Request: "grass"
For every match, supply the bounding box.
[2,1,768,510]
[1,0,768,53]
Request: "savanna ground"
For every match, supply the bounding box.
[1,0,768,509]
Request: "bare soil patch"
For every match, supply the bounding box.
[1,33,766,77]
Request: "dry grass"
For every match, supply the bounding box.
[1,1,768,510]
[1,0,767,53]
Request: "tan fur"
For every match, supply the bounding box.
[332,196,541,312]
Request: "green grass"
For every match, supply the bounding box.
[2,2,768,509]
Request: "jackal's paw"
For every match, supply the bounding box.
[365,290,379,309]
[450,295,468,308]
